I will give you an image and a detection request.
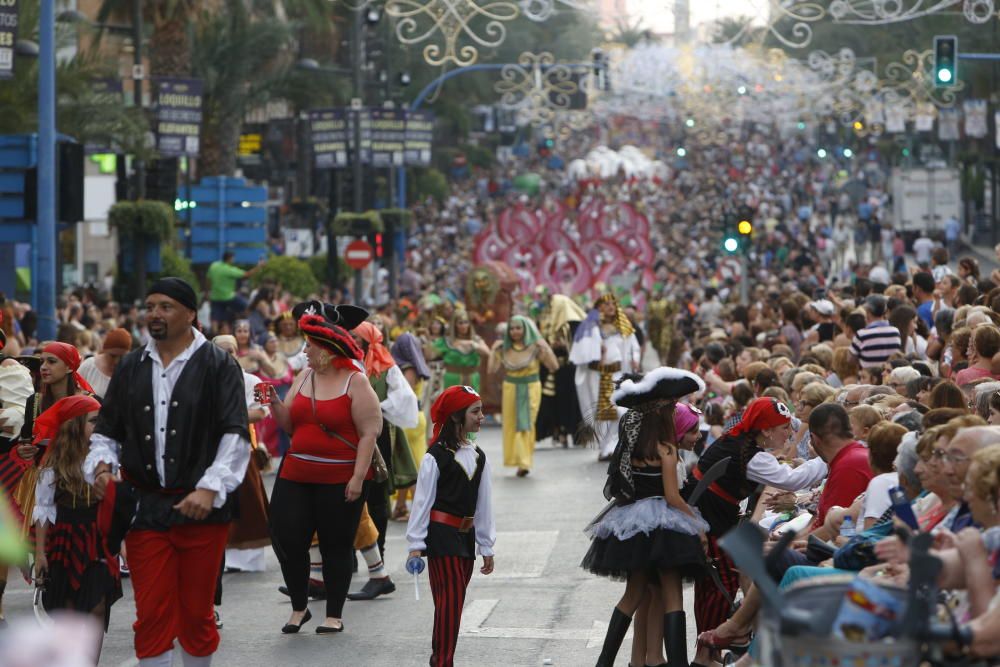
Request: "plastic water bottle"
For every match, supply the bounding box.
[840,515,856,539]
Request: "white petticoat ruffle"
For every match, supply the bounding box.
[586,496,709,541]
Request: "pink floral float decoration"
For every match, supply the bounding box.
[473,196,656,296]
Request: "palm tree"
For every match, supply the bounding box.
[610,17,654,48]
[192,0,295,176]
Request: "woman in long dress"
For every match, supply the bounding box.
[488,316,558,477]
[390,333,432,520]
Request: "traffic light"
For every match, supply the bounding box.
[933,35,958,87]
[374,232,384,258]
[737,205,753,244]
[722,214,740,254]
[723,236,739,253]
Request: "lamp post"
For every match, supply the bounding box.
[36,0,56,341]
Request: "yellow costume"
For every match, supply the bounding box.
[501,358,542,471]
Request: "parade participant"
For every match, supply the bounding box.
[32,395,121,661]
[583,368,709,667]
[488,315,558,477]
[684,397,799,636]
[275,311,306,366]
[87,277,252,667]
[211,336,270,576]
[0,321,34,625]
[390,332,433,520]
[233,319,275,376]
[346,321,419,601]
[40,342,95,411]
[78,328,132,399]
[570,293,641,461]
[433,311,490,392]
[406,385,496,667]
[536,294,586,447]
[267,311,380,634]
[256,332,295,457]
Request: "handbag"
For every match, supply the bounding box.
[310,372,389,483]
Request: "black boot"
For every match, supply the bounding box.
[663,611,689,667]
[596,608,632,667]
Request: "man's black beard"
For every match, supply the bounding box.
[149,325,168,340]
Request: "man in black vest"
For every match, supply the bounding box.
[88,278,250,667]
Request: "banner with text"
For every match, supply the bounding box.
[310,108,349,168]
[404,110,434,167]
[153,77,203,157]
[0,0,19,80]
[370,109,406,167]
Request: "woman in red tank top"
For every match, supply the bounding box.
[267,312,382,635]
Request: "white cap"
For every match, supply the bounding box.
[808,299,835,317]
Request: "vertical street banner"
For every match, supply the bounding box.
[153,78,203,157]
[370,109,406,167]
[352,109,373,165]
[404,110,434,167]
[309,108,349,168]
[0,0,19,80]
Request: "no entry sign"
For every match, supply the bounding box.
[344,239,374,270]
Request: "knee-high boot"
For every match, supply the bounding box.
[663,611,689,667]
[596,608,632,667]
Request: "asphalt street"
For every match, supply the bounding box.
[5,424,698,667]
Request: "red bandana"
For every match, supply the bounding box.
[430,385,481,440]
[33,395,101,447]
[42,342,95,395]
[727,397,792,437]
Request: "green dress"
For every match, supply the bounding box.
[432,337,482,391]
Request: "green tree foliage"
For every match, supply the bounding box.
[252,255,319,298]
[157,244,199,288]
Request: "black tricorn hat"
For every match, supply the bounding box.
[291,301,369,331]
[612,367,705,409]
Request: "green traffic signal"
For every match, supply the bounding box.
[724,237,739,253]
[933,35,957,88]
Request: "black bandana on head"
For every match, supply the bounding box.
[147,277,198,312]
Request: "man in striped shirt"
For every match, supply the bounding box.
[849,295,902,368]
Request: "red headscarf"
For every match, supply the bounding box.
[42,342,95,395]
[430,385,482,440]
[728,397,792,437]
[33,395,101,447]
[353,322,395,378]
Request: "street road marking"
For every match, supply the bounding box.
[587,620,634,648]
[489,530,559,579]
[460,598,499,632]
[116,659,138,667]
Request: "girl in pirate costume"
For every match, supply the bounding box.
[583,367,708,667]
[32,395,122,660]
[406,385,496,667]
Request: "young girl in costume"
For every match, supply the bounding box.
[406,385,496,667]
[583,367,708,667]
[33,395,122,661]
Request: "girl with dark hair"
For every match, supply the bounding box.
[32,395,122,660]
[584,367,709,667]
[406,385,496,667]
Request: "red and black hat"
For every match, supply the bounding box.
[298,313,363,360]
[292,300,369,331]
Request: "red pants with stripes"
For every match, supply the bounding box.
[428,555,474,667]
[694,534,740,633]
[126,523,229,659]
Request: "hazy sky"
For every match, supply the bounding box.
[626,0,766,34]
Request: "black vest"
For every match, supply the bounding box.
[424,443,485,559]
[683,433,761,536]
[94,340,250,531]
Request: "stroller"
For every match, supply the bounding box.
[719,523,993,667]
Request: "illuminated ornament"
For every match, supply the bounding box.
[495,52,585,127]
[385,0,520,67]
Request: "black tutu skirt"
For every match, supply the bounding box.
[581,497,710,581]
[43,560,122,630]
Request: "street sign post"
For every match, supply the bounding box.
[344,239,374,270]
[180,176,268,265]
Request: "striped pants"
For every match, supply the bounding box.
[694,535,740,633]
[428,556,474,667]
